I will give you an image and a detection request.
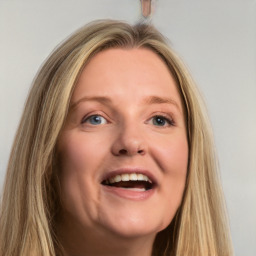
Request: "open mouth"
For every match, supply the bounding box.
[101,173,155,191]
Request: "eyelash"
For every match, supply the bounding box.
[148,114,175,127]
[81,113,175,127]
[81,113,108,125]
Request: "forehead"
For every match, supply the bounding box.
[72,47,182,107]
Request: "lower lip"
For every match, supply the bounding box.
[102,185,155,200]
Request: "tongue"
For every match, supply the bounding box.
[111,181,148,189]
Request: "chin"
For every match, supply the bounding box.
[97,209,171,240]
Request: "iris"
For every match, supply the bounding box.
[84,115,107,125]
[152,116,169,126]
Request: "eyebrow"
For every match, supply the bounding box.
[70,95,181,112]
[142,96,181,112]
[70,96,112,111]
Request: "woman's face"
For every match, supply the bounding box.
[57,48,188,240]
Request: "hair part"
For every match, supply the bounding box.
[0,20,233,256]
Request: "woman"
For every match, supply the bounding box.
[0,20,233,256]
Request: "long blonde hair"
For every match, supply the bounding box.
[0,20,233,256]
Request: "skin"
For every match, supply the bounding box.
[56,48,188,256]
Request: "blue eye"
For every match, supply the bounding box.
[151,115,173,127]
[82,115,107,125]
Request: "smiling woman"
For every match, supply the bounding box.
[0,20,233,256]
[56,48,188,255]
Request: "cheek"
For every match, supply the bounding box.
[152,133,188,177]
[58,132,107,174]
[161,137,188,195]
[150,134,188,227]
[57,132,108,217]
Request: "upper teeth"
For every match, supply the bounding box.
[106,173,152,184]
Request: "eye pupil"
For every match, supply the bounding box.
[153,116,166,126]
[89,115,102,125]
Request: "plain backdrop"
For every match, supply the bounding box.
[0,0,255,255]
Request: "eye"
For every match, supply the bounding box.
[82,115,107,125]
[150,115,174,127]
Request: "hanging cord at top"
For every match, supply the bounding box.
[141,0,152,17]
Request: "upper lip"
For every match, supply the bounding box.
[100,167,158,185]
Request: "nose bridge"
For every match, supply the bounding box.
[111,118,146,156]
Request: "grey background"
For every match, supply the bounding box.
[0,0,255,255]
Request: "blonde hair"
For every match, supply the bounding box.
[0,20,233,256]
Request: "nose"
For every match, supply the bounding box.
[111,125,147,156]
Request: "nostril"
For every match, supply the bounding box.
[119,149,127,155]
[118,149,144,155]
